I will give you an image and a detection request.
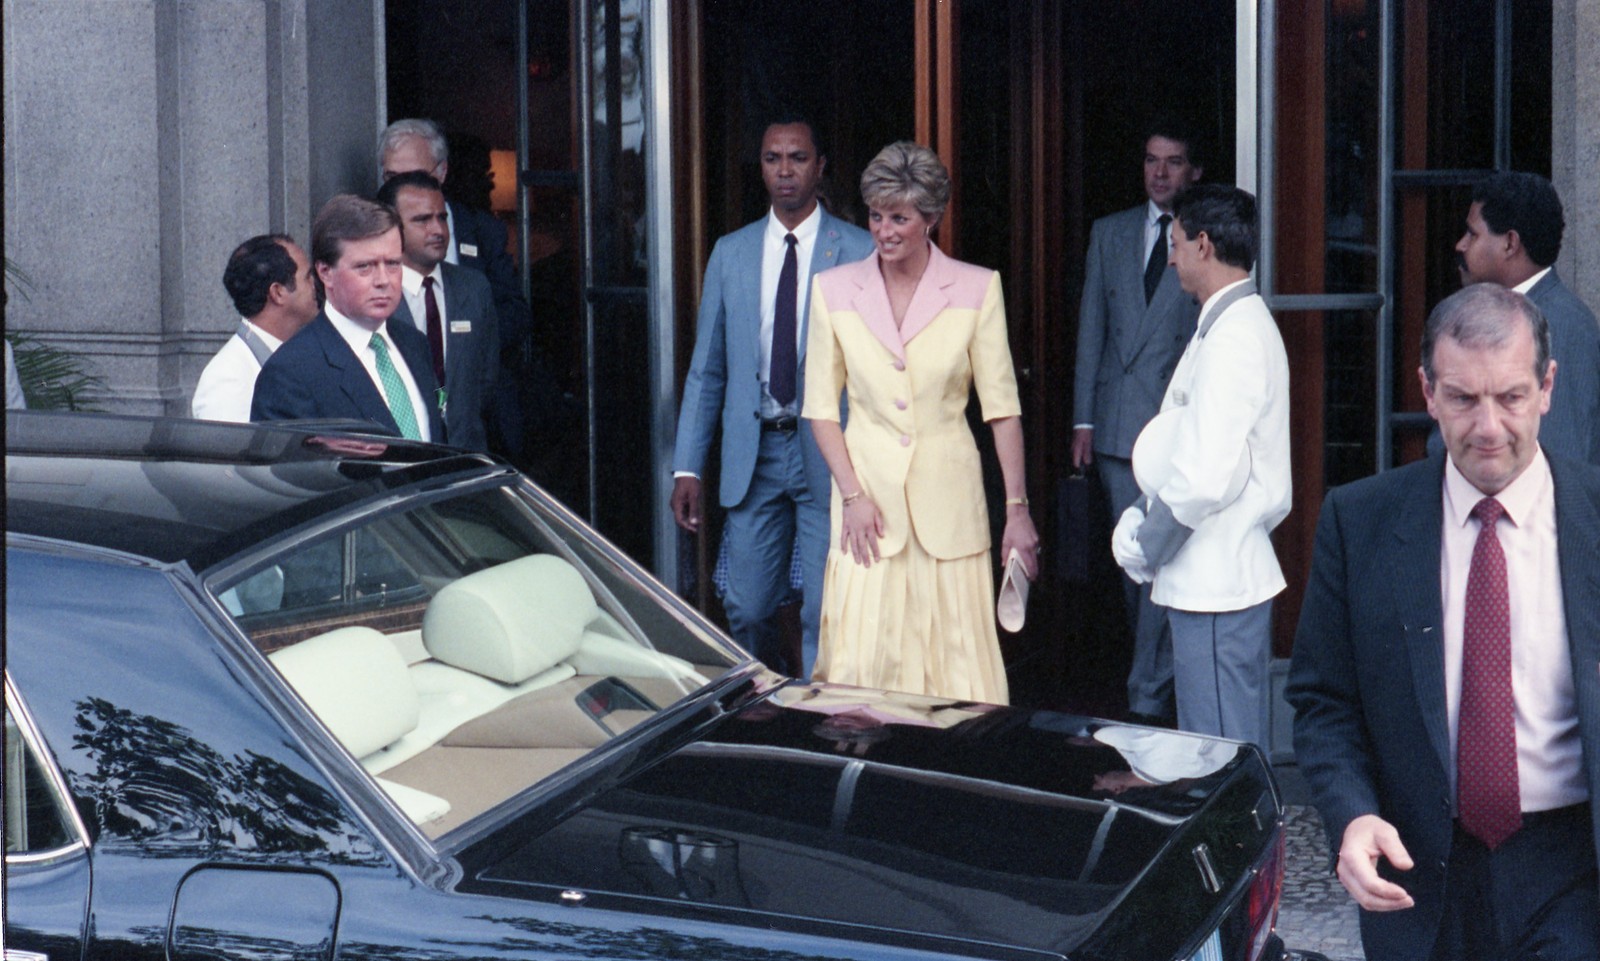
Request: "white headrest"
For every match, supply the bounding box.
[270,626,420,759]
[423,554,597,684]
[1132,407,1252,507]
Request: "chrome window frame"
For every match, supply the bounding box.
[4,674,91,866]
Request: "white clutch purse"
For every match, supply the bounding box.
[996,548,1030,633]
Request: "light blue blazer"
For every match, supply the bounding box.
[673,209,874,507]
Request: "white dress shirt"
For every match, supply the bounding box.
[400,264,448,364]
[758,204,822,419]
[1512,266,1552,295]
[1143,199,1173,264]
[440,203,484,266]
[193,318,284,423]
[1440,449,1585,812]
[325,304,432,442]
[443,205,460,266]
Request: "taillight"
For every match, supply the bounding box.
[1243,824,1286,961]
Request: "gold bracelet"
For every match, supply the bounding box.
[1004,496,1029,507]
[842,490,865,506]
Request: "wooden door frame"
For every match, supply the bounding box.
[915,0,960,256]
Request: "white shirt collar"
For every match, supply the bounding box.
[1443,445,1550,531]
[400,263,444,297]
[325,301,392,357]
[1146,199,1171,226]
[240,317,284,352]
[1512,266,1551,295]
[1196,277,1252,321]
[766,204,822,244]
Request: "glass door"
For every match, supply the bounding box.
[513,0,678,576]
[1257,0,1551,656]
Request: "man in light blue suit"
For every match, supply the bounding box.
[1071,120,1203,723]
[671,118,874,678]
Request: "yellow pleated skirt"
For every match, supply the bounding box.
[813,535,1009,705]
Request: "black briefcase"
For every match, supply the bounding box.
[1055,471,1092,584]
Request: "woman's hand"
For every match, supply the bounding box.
[841,495,885,567]
[1000,505,1041,580]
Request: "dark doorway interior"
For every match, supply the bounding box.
[697,0,915,241]
[955,0,1235,713]
[385,0,1238,716]
[386,0,620,553]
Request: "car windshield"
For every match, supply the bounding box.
[212,479,744,838]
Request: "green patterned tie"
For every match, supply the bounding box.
[369,333,422,440]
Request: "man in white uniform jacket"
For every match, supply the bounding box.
[1112,185,1291,750]
[192,234,319,422]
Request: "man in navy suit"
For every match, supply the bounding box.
[1072,119,1204,723]
[375,171,500,451]
[671,117,874,678]
[1454,171,1600,464]
[379,118,534,458]
[252,195,444,443]
[1288,284,1600,961]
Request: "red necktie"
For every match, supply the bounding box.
[770,233,799,406]
[422,275,445,385]
[1456,496,1521,849]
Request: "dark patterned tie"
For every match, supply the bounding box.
[1457,496,1520,849]
[422,275,445,385]
[770,233,799,406]
[1143,214,1171,304]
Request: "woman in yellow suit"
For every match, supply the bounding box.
[803,141,1040,705]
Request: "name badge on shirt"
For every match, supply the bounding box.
[450,320,472,334]
[460,243,479,257]
[1170,388,1189,406]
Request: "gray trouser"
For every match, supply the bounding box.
[722,430,828,679]
[1099,454,1173,717]
[1168,600,1273,751]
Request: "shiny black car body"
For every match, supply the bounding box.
[5,411,1285,961]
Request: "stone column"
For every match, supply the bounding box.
[153,0,313,415]
[3,0,383,416]
[1551,0,1600,309]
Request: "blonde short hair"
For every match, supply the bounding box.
[860,141,950,220]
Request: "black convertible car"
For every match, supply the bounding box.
[5,411,1285,961]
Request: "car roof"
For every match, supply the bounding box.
[6,411,505,569]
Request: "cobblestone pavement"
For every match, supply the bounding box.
[1275,803,1365,961]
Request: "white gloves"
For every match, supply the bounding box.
[1112,504,1154,585]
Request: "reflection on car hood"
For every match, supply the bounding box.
[477,683,1252,955]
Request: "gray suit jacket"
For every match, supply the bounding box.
[390,262,500,452]
[672,209,874,507]
[1073,204,1199,458]
[1286,453,1600,961]
[1526,268,1600,464]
